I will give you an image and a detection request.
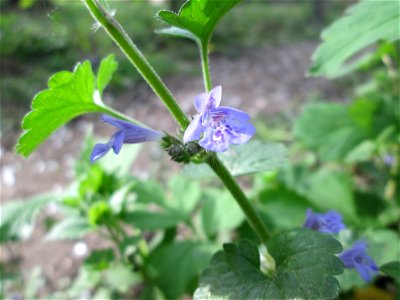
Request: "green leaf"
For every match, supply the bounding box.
[201,189,244,237]
[139,284,167,300]
[184,141,287,178]
[133,180,166,207]
[16,56,122,157]
[46,217,91,240]
[195,229,343,300]
[257,187,315,230]
[124,210,185,230]
[167,175,201,214]
[148,241,218,299]
[84,249,115,271]
[380,261,400,283]
[104,263,140,293]
[97,54,118,97]
[0,194,53,243]
[309,0,400,78]
[156,0,242,44]
[282,165,357,222]
[293,103,366,162]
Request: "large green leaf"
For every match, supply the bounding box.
[309,0,400,78]
[194,229,343,300]
[156,0,242,44]
[148,241,218,299]
[16,55,119,157]
[257,187,315,230]
[282,165,357,222]
[184,141,287,178]
[293,103,367,162]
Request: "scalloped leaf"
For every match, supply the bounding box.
[16,55,118,157]
[156,0,242,43]
[194,229,344,300]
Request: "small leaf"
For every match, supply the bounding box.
[184,141,287,178]
[148,241,218,299]
[156,0,242,44]
[380,261,400,283]
[46,217,91,240]
[0,194,53,243]
[16,57,119,157]
[309,1,400,78]
[97,54,118,96]
[195,229,343,300]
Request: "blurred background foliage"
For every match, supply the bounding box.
[1,0,399,299]
[0,0,346,143]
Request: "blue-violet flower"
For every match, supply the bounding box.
[303,209,345,234]
[183,86,255,152]
[90,115,163,162]
[339,240,379,282]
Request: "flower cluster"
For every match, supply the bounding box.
[91,86,255,163]
[303,209,379,282]
[184,86,255,152]
[90,115,163,162]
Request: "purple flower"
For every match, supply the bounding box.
[183,86,255,152]
[90,115,163,162]
[339,240,379,282]
[303,209,345,234]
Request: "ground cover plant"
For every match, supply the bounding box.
[1,0,399,299]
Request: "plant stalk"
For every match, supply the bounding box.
[206,154,271,244]
[83,0,189,129]
[200,41,212,92]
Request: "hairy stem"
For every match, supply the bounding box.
[200,41,212,92]
[83,0,189,129]
[206,154,271,244]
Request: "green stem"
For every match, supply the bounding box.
[200,41,212,92]
[206,154,271,244]
[83,0,189,129]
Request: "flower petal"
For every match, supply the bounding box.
[226,123,255,145]
[123,125,163,143]
[210,85,222,108]
[183,114,203,143]
[194,92,210,113]
[218,106,251,122]
[199,126,230,152]
[90,143,112,163]
[194,86,222,113]
[111,130,125,154]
